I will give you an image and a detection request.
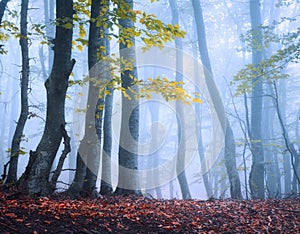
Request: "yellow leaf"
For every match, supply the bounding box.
[192,98,202,104]
[77,45,83,51]
[79,25,86,38]
[123,91,132,100]
[64,22,73,29]
[97,105,104,110]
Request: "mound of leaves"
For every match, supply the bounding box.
[0,193,299,233]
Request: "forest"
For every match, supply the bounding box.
[0,0,299,233]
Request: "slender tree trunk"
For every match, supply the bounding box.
[224,119,242,199]
[272,81,300,194]
[192,0,242,199]
[293,109,300,194]
[148,100,162,198]
[248,0,265,199]
[263,84,281,198]
[67,152,86,197]
[169,0,191,199]
[5,0,29,184]
[0,0,9,26]
[81,0,110,196]
[192,19,212,198]
[68,0,107,197]
[100,87,114,195]
[278,80,292,195]
[115,0,140,195]
[17,0,75,196]
[99,1,113,195]
[44,0,54,75]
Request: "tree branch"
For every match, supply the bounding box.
[50,125,71,190]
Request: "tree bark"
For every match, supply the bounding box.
[99,0,113,196]
[224,119,242,199]
[115,0,140,195]
[248,0,265,199]
[192,18,212,198]
[17,0,75,196]
[5,0,29,184]
[192,0,242,199]
[147,99,162,198]
[169,0,191,199]
[100,86,114,195]
[68,0,107,197]
[81,0,107,197]
[43,0,55,78]
[263,83,281,198]
[0,0,9,26]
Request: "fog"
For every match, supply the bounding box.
[0,0,299,199]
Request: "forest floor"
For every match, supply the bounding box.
[0,192,299,233]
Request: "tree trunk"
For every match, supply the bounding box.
[68,0,108,197]
[115,0,140,195]
[192,19,212,198]
[0,0,9,26]
[99,1,113,195]
[100,87,114,195]
[169,0,191,199]
[5,0,29,184]
[147,99,162,198]
[293,109,300,194]
[248,0,265,199]
[224,119,242,199]
[43,0,55,76]
[278,80,292,195]
[272,81,300,195]
[17,0,75,196]
[192,0,242,199]
[263,83,281,198]
[80,0,109,196]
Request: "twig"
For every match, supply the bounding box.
[50,125,71,190]
[1,161,10,183]
[272,81,300,185]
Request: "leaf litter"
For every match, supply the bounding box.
[0,193,299,233]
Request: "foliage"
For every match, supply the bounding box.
[232,16,300,95]
[65,0,186,52]
[0,9,19,54]
[0,0,195,104]
[78,54,202,107]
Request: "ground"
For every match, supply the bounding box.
[0,192,299,233]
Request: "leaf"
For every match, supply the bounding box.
[192,98,202,103]
[77,44,83,51]
[64,22,73,29]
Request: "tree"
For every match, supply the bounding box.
[192,0,242,199]
[67,0,186,197]
[5,0,29,184]
[0,0,9,26]
[169,0,191,199]
[42,0,55,78]
[248,0,265,199]
[233,1,300,198]
[99,2,113,196]
[17,0,75,196]
[68,0,106,197]
[100,84,114,195]
[115,0,140,195]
